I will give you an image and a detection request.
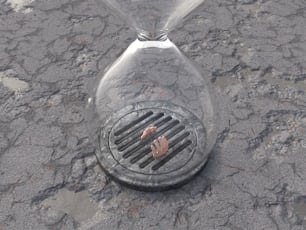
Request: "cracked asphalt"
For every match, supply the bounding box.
[1,0,306,229]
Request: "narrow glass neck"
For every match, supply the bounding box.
[132,38,174,49]
[137,32,168,41]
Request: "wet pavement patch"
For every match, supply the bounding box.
[0,77,29,92]
[293,196,306,222]
[42,189,98,223]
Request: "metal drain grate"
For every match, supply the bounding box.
[98,101,208,191]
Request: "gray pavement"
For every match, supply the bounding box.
[1,0,306,229]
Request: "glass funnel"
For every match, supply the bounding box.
[86,0,219,191]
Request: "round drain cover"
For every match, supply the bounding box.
[98,101,208,191]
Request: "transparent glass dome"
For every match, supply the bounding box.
[86,0,220,191]
[103,0,205,40]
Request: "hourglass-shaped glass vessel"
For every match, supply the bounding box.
[87,0,219,191]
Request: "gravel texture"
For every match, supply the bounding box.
[0,0,306,229]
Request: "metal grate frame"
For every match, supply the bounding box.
[97,101,208,191]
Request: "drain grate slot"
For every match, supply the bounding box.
[129,126,186,164]
[130,148,152,164]
[166,126,186,139]
[139,156,155,168]
[119,119,179,153]
[168,132,190,147]
[114,112,164,145]
[114,111,153,136]
[152,140,192,171]
[153,116,172,127]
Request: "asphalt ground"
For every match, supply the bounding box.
[0,0,306,229]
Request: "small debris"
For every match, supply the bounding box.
[151,136,169,159]
[140,126,157,140]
